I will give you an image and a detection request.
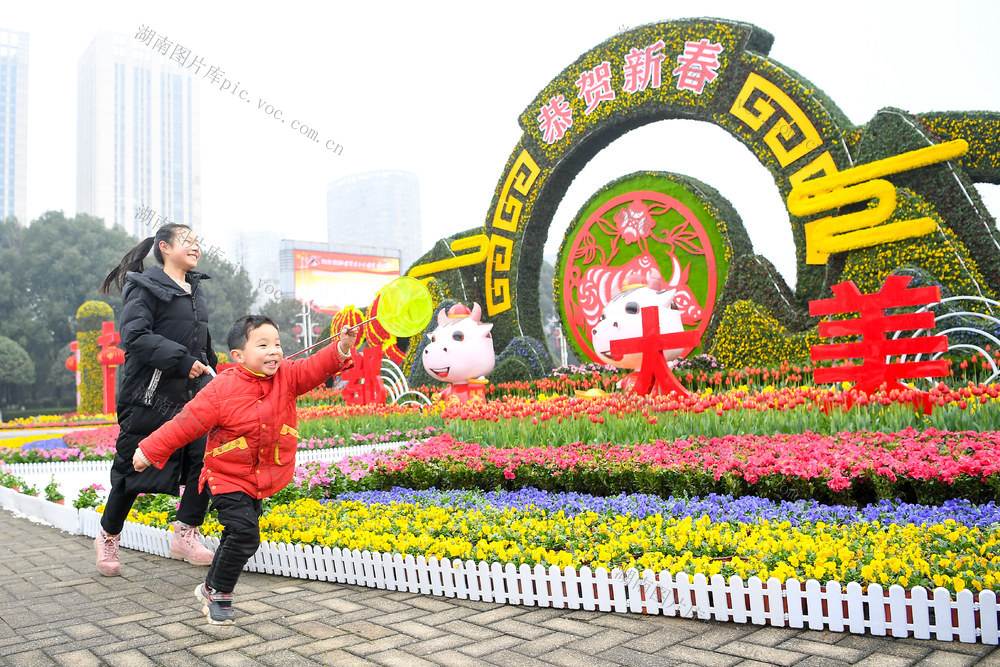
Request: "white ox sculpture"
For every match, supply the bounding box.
[422,302,495,402]
[590,270,686,374]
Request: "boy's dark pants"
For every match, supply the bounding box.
[205,491,263,593]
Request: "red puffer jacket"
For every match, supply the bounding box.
[137,342,352,499]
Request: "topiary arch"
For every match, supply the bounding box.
[406,17,1000,379]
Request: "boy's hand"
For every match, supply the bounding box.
[337,325,358,356]
[133,447,152,472]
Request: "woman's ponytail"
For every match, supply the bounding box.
[100,237,155,294]
[99,223,191,294]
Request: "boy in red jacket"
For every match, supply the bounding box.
[133,314,357,625]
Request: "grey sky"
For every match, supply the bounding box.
[4,0,999,288]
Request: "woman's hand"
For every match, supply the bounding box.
[189,361,212,378]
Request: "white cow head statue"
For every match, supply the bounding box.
[590,270,685,369]
[422,303,496,384]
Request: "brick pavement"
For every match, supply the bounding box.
[1,508,998,666]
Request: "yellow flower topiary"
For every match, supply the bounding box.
[709,300,818,369]
[76,301,114,415]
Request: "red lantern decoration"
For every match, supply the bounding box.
[383,341,405,365]
[96,322,125,413]
[332,305,366,347]
[97,347,126,366]
[66,341,79,372]
[362,292,391,347]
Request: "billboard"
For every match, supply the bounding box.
[293,250,400,315]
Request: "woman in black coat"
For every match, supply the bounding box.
[96,223,217,576]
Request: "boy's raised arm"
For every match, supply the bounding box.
[133,384,220,471]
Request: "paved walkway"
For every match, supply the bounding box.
[1,509,997,666]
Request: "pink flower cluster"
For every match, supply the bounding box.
[293,452,386,489]
[358,429,1000,492]
[62,426,118,454]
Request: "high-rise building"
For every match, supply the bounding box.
[77,31,200,236]
[0,29,28,225]
[326,170,422,273]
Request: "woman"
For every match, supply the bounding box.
[96,223,217,576]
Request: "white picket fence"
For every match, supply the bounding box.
[0,485,995,645]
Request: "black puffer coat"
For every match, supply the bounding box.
[111,266,217,495]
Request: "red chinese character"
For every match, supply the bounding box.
[623,40,666,94]
[340,346,387,405]
[537,95,573,145]
[574,61,615,115]
[609,306,700,396]
[671,39,723,94]
[809,275,950,402]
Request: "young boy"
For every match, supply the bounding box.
[133,315,357,625]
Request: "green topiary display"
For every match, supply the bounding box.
[492,336,554,384]
[76,301,114,415]
[709,300,819,370]
[404,18,999,377]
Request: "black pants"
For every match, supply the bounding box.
[205,492,262,594]
[100,462,210,535]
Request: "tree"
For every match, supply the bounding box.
[48,343,76,407]
[196,254,257,356]
[0,212,258,405]
[258,297,332,357]
[0,218,51,380]
[0,336,35,407]
[1,212,134,402]
[260,297,307,355]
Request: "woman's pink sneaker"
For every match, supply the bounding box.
[94,530,121,576]
[169,522,214,566]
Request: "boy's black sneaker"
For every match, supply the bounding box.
[195,583,235,625]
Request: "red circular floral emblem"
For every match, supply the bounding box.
[560,190,719,363]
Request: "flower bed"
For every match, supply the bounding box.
[9,378,999,643]
[0,424,441,464]
[306,431,1000,505]
[393,350,995,401]
[0,413,116,430]
[298,383,1000,448]
[434,385,1000,447]
[116,489,999,595]
[0,434,68,451]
